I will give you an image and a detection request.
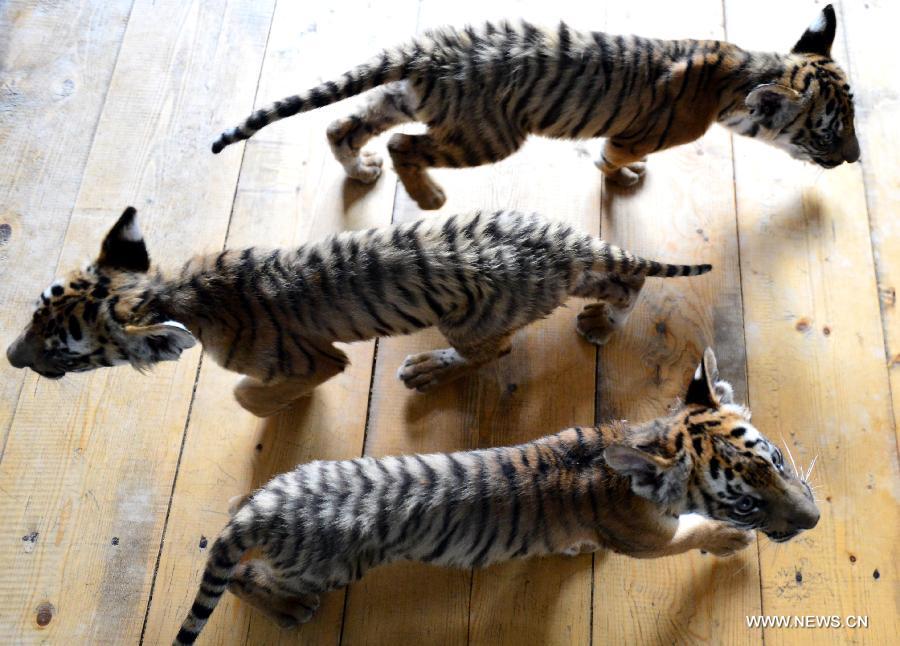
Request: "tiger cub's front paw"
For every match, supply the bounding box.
[599,157,648,188]
[397,349,463,391]
[701,523,755,557]
[349,150,384,184]
[605,164,646,187]
[406,179,446,210]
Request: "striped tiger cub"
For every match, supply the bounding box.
[7,207,710,417]
[173,348,820,644]
[211,5,857,209]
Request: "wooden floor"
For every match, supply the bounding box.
[1,1,897,644]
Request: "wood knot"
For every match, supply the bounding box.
[22,531,38,553]
[573,144,591,159]
[795,317,811,332]
[35,602,54,627]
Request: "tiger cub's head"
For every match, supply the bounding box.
[605,348,819,543]
[735,4,859,169]
[6,207,196,379]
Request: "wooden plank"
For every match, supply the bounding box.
[4,2,895,644]
[0,0,274,642]
[840,1,900,440]
[342,147,601,646]
[341,3,605,644]
[725,1,899,643]
[0,0,134,447]
[139,2,418,644]
[591,2,760,644]
[461,155,597,646]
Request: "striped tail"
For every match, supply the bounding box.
[211,46,415,154]
[591,240,713,278]
[174,523,248,645]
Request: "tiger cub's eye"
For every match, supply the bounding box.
[735,495,757,514]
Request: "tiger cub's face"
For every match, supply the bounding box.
[678,400,819,543]
[6,207,196,379]
[606,349,819,543]
[739,5,859,169]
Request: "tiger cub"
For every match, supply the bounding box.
[211,5,857,209]
[173,348,819,644]
[7,207,710,417]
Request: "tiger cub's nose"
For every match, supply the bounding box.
[6,335,33,369]
[843,136,860,163]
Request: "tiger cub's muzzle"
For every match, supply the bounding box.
[6,334,65,379]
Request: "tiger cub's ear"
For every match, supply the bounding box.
[98,206,150,272]
[792,4,837,58]
[746,84,806,130]
[685,347,739,410]
[686,347,720,408]
[124,321,197,362]
[604,445,689,508]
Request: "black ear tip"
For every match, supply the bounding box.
[119,206,137,223]
[100,206,149,272]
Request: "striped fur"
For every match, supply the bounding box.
[7,207,710,416]
[212,6,858,209]
[173,348,819,644]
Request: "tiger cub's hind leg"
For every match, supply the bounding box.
[595,139,648,188]
[575,273,645,345]
[229,560,321,628]
[398,333,513,392]
[327,81,417,184]
[234,345,349,417]
[387,133,449,210]
[387,127,522,210]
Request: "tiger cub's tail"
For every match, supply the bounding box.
[211,44,417,154]
[173,520,251,645]
[590,239,712,278]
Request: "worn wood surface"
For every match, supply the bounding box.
[0,1,896,644]
[591,1,760,644]
[141,1,415,644]
[725,1,899,643]
[0,0,134,450]
[840,0,900,444]
[0,0,273,641]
